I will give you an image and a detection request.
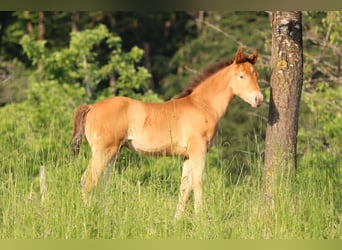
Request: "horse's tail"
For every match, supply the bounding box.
[70,104,91,156]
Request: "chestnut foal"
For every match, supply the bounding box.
[71,48,263,219]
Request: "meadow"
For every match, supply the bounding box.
[0,11,341,240]
[0,133,340,239]
[0,83,340,239]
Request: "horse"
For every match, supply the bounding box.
[70,47,263,219]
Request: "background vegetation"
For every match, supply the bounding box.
[0,11,341,238]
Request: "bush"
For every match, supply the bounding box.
[299,84,342,157]
[20,24,152,99]
[0,81,86,176]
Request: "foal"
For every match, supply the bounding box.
[71,48,263,219]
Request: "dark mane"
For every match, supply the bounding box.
[175,55,251,99]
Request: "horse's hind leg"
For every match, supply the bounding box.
[81,145,119,201]
[101,149,120,189]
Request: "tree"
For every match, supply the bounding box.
[20,24,152,100]
[263,12,303,203]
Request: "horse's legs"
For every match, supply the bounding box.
[101,150,120,189]
[81,145,119,201]
[174,158,193,219]
[174,152,206,219]
[192,156,205,216]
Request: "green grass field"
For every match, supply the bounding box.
[0,82,340,238]
[0,131,340,239]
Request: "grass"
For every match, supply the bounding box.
[0,97,340,239]
[0,132,340,239]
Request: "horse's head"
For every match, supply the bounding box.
[229,48,263,108]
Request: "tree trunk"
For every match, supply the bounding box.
[109,74,116,95]
[23,11,34,37]
[71,12,79,32]
[143,41,154,90]
[38,12,45,41]
[263,11,303,203]
[37,12,45,76]
[195,11,205,30]
[82,55,92,97]
[0,13,11,56]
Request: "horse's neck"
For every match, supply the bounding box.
[190,67,234,121]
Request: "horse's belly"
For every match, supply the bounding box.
[125,133,188,157]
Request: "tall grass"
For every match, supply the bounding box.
[0,82,340,238]
[0,129,340,239]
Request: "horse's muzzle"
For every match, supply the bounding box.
[248,91,264,108]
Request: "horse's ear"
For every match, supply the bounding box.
[248,49,258,64]
[234,47,245,64]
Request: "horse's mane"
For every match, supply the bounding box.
[175,54,252,99]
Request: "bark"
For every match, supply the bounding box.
[143,41,154,90]
[37,12,45,76]
[71,12,79,32]
[195,11,205,30]
[0,13,10,56]
[38,12,45,41]
[83,55,92,97]
[109,74,116,95]
[263,11,303,202]
[23,11,33,36]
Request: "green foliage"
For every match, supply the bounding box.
[299,84,342,156]
[311,11,342,45]
[20,24,152,99]
[26,81,86,132]
[0,81,86,176]
[109,45,151,98]
[0,59,31,105]
[302,11,342,89]
[20,35,47,66]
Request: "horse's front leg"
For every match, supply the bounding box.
[174,159,193,219]
[191,155,206,216]
[174,152,206,219]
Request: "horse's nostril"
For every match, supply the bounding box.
[253,93,263,107]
